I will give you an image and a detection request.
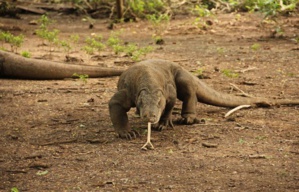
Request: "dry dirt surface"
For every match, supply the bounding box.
[0,12,299,192]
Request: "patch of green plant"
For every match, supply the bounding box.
[11,187,19,192]
[131,45,154,61]
[107,32,122,47]
[36,170,49,176]
[57,34,80,56]
[0,31,24,52]
[292,36,299,43]
[128,0,165,17]
[84,35,106,54]
[82,45,94,55]
[192,4,214,30]
[222,69,239,78]
[152,35,164,45]
[238,138,245,144]
[21,51,31,58]
[251,43,261,51]
[193,68,205,78]
[35,15,60,54]
[123,43,138,56]
[59,40,71,53]
[286,72,295,77]
[147,13,170,37]
[193,4,211,17]
[73,73,89,84]
[112,44,125,54]
[217,47,226,54]
[227,0,298,18]
[37,14,52,28]
[146,13,170,26]
[255,135,267,140]
[70,34,80,44]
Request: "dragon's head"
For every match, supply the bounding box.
[136,89,166,124]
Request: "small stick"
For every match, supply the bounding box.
[225,105,251,118]
[234,67,257,73]
[230,83,254,98]
[141,122,155,150]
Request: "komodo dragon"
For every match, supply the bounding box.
[109,59,299,139]
[0,50,123,79]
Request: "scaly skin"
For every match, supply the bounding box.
[0,50,124,79]
[109,59,299,138]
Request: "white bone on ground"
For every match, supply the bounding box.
[141,122,155,150]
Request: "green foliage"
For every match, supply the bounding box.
[128,0,165,16]
[107,32,122,47]
[83,34,105,55]
[222,69,239,78]
[123,43,138,56]
[130,45,154,61]
[112,44,125,54]
[82,30,154,61]
[227,0,298,17]
[239,138,245,144]
[146,13,170,36]
[152,35,165,45]
[11,187,19,192]
[146,13,170,26]
[217,47,226,54]
[82,45,94,55]
[86,36,106,51]
[193,68,205,78]
[192,4,214,30]
[193,4,211,17]
[73,73,89,84]
[36,170,49,176]
[0,31,24,52]
[251,43,261,51]
[59,40,71,53]
[38,14,52,29]
[21,51,31,58]
[35,15,60,53]
[36,28,59,45]
[70,34,80,44]
[56,34,80,56]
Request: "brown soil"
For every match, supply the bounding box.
[1,12,299,192]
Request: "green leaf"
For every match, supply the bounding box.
[36,170,49,176]
[11,187,19,192]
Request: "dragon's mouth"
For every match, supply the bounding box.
[151,109,161,124]
[140,108,162,124]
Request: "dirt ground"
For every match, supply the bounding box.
[0,11,299,192]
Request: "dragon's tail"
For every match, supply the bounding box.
[195,78,299,108]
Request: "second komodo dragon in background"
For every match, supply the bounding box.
[109,59,299,139]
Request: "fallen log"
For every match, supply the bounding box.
[0,50,124,80]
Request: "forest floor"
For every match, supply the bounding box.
[0,11,299,192]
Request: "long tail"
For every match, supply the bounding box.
[195,78,299,108]
[0,50,124,80]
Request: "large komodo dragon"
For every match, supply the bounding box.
[109,59,299,139]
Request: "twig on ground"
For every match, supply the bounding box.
[230,83,254,98]
[248,154,267,159]
[234,67,258,73]
[141,122,155,150]
[225,105,251,118]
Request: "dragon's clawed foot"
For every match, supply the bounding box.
[118,130,140,140]
[175,116,200,125]
[152,119,174,131]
